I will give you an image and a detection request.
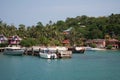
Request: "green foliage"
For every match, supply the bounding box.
[90,43,96,48]
[106,45,113,49]
[118,36,120,41]
[0,43,8,47]
[0,13,120,46]
[39,36,50,46]
[20,38,37,47]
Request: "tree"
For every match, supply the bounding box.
[36,22,44,28]
[20,38,38,47]
[0,14,120,47]
[18,24,26,38]
[88,29,103,39]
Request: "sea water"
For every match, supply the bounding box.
[0,50,120,80]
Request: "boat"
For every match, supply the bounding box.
[90,48,106,51]
[84,47,106,51]
[84,47,92,51]
[39,48,57,59]
[58,50,72,58]
[39,47,72,59]
[68,47,85,53]
[3,46,24,55]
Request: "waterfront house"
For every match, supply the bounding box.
[93,39,106,48]
[86,38,119,49]
[106,39,119,49]
[86,39,106,48]
[8,35,22,45]
[0,34,7,44]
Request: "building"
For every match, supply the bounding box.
[86,39,106,48]
[0,34,7,44]
[8,35,22,45]
[93,39,106,48]
[86,38,120,49]
[106,39,119,49]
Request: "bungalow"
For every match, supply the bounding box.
[8,35,22,45]
[93,39,106,48]
[86,38,120,49]
[0,34,7,44]
[106,39,119,49]
[86,39,106,48]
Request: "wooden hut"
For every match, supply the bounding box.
[0,34,7,44]
[8,35,22,45]
[106,39,119,49]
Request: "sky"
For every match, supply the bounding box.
[0,0,120,27]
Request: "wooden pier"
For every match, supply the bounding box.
[0,46,72,58]
[24,47,72,58]
[24,47,40,56]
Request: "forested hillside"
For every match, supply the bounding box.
[0,13,120,46]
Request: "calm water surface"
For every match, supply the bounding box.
[0,50,120,80]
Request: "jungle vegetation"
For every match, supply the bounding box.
[0,13,120,47]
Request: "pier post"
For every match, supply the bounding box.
[24,48,28,55]
[32,48,34,56]
[39,48,41,52]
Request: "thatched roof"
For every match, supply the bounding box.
[8,35,22,41]
[0,34,7,40]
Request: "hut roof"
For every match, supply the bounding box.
[86,39,105,43]
[0,34,7,40]
[108,39,119,42]
[8,35,22,41]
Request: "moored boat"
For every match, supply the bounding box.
[39,47,72,59]
[68,47,85,53]
[39,48,57,59]
[84,47,106,51]
[58,50,72,58]
[3,46,24,55]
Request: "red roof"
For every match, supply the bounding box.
[62,40,70,44]
[108,39,119,42]
[8,36,22,41]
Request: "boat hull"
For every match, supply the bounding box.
[39,53,57,59]
[3,47,24,56]
[85,47,106,51]
[72,49,85,53]
[68,47,85,54]
[4,50,24,55]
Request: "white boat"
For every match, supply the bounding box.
[85,47,106,51]
[91,48,106,51]
[84,47,93,51]
[40,53,57,59]
[39,48,57,59]
[3,46,24,55]
[68,47,85,53]
[39,47,72,59]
